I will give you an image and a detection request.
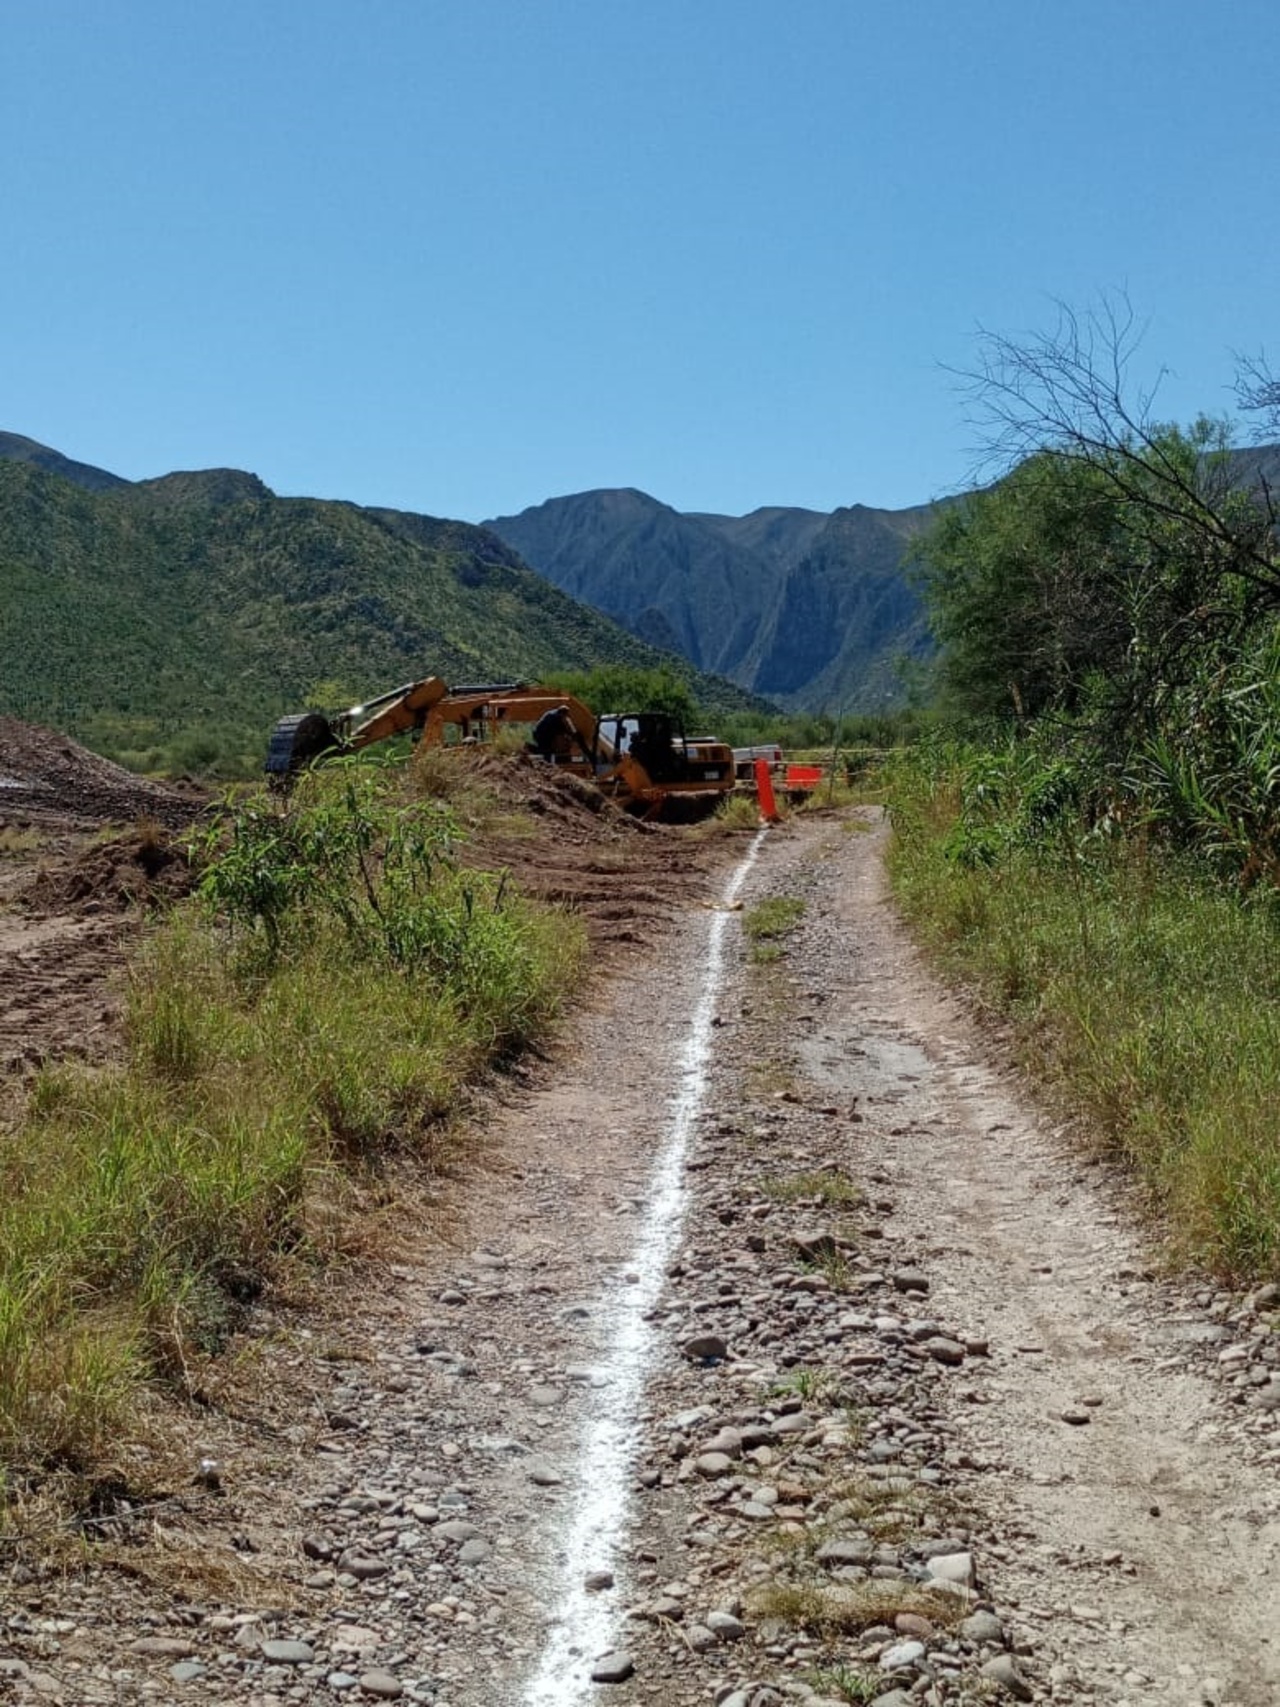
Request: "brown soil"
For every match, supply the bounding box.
[0,717,202,831]
[418,747,724,963]
[0,722,209,1092]
[0,730,723,1101]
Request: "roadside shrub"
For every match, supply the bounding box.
[885,744,1280,1277]
[0,766,584,1480]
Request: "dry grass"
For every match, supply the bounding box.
[750,1576,966,1636]
[0,827,43,857]
[697,793,765,835]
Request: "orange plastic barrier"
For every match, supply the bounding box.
[754,757,780,823]
[785,765,823,789]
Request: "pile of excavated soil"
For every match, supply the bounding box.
[456,750,725,960]
[0,717,202,830]
[22,825,199,916]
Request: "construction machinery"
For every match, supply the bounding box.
[265,676,450,779]
[265,678,736,817]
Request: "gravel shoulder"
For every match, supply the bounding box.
[4,808,1279,1707]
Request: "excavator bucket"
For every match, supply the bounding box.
[265,711,340,779]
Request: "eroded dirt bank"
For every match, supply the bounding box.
[4,811,1280,1707]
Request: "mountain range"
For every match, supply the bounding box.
[9,429,1272,769]
[0,434,763,776]
[486,488,938,711]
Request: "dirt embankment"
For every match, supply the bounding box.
[0,721,206,1086]
[0,726,721,1092]
[0,718,201,832]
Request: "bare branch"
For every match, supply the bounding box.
[1236,351,1280,442]
[949,294,1279,593]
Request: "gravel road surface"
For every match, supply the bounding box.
[4,809,1279,1707]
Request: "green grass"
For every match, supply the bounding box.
[803,1665,883,1704]
[770,1367,845,1406]
[743,894,806,962]
[761,1168,863,1207]
[794,1246,855,1291]
[886,751,1280,1278]
[0,769,585,1483]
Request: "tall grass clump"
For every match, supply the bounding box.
[883,737,1280,1278]
[0,762,584,1484]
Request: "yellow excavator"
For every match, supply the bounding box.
[265,678,736,817]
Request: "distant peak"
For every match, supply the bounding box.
[134,468,274,505]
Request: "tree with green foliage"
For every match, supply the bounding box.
[546,663,702,728]
[915,298,1280,883]
[921,301,1279,742]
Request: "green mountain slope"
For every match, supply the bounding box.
[0,455,763,776]
[0,431,129,493]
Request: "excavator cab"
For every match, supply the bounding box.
[597,712,692,783]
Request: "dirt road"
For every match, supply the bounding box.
[5,809,1280,1707]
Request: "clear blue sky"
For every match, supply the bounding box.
[3,1,1275,520]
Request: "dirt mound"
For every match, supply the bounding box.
[450,749,652,826]
[454,750,726,961]
[24,825,198,916]
[0,717,204,830]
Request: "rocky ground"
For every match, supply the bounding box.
[3,806,1280,1706]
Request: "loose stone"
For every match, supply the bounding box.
[926,1551,975,1587]
[359,1672,404,1699]
[982,1653,1035,1701]
[261,1640,315,1665]
[880,1639,926,1671]
[706,1610,746,1641]
[590,1650,636,1683]
[683,1333,729,1361]
[925,1336,966,1366]
[960,1609,1006,1646]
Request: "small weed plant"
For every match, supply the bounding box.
[743,894,806,962]
[804,1665,881,1705]
[762,1169,863,1208]
[701,793,763,834]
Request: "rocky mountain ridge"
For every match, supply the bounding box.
[487,487,939,711]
